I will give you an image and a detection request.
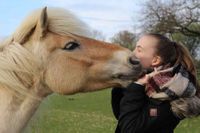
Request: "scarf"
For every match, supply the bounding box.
[146,64,196,100]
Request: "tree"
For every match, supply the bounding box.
[170,33,200,57]
[90,30,106,41]
[110,30,137,50]
[141,0,200,36]
[140,0,200,58]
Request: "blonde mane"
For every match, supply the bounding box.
[0,42,40,99]
[0,7,91,98]
[1,7,91,47]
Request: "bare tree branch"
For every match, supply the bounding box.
[139,0,200,58]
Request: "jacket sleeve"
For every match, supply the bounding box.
[112,83,149,133]
[119,83,148,133]
[111,87,124,120]
[112,83,181,133]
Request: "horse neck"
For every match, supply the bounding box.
[0,40,52,132]
[0,84,49,133]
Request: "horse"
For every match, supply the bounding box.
[0,7,142,133]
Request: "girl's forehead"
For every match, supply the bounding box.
[137,35,158,49]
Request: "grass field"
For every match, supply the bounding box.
[23,88,200,133]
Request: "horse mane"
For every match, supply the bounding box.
[0,42,40,99]
[0,7,91,99]
[1,7,91,47]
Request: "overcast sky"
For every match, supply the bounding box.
[0,0,144,39]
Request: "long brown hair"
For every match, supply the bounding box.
[146,33,200,94]
[146,33,200,117]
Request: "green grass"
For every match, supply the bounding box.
[175,117,200,133]
[24,90,116,133]
[24,89,200,133]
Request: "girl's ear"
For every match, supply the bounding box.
[151,56,162,67]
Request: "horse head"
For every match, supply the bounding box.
[3,7,142,97]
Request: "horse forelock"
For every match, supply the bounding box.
[12,7,91,44]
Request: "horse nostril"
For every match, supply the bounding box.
[129,57,140,65]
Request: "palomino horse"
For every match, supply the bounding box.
[0,7,141,132]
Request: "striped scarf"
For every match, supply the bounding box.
[146,64,196,100]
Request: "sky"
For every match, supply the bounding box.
[0,0,144,40]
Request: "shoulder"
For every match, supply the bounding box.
[125,82,145,92]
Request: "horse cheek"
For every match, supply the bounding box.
[44,59,87,94]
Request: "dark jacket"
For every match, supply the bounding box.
[112,83,181,133]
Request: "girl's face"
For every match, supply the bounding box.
[133,35,161,69]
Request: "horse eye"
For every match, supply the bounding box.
[63,42,80,50]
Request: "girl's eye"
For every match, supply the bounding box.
[63,41,80,51]
[137,48,141,53]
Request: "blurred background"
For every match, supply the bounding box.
[1,0,200,132]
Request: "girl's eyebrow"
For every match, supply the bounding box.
[136,44,143,49]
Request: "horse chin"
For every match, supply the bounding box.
[111,71,142,87]
[112,73,138,81]
[116,80,133,88]
[112,70,142,80]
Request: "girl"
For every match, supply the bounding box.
[112,33,200,133]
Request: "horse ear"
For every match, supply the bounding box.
[13,7,48,44]
[36,7,48,38]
